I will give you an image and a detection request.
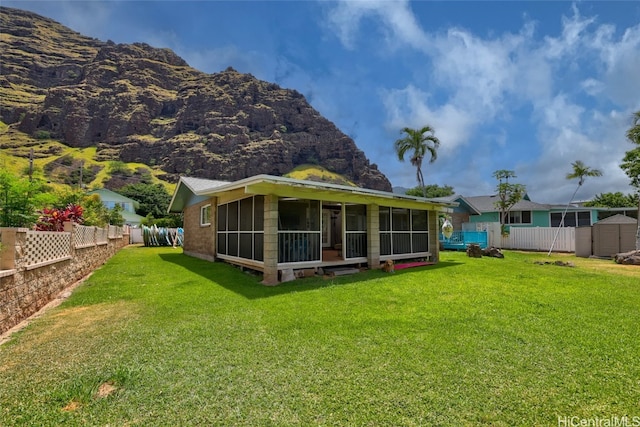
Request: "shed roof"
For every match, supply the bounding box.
[596,214,638,225]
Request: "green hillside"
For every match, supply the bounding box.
[284,164,357,187]
[0,121,176,194]
[1,122,358,196]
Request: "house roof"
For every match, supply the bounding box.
[431,194,482,215]
[120,210,146,225]
[456,195,551,213]
[168,175,458,213]
[181,176,231,193]
[87,188,139,206]
[418,193,637,216]
[168,177,230,213]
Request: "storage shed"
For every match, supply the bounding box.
[591,214,638,258]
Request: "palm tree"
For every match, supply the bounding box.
[622,110,640,249]
[627,111,640,145]
[548,160,602,255]
[394,126,440,198]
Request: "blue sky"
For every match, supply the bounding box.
[6,1,640,203]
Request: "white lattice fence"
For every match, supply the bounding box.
[24,231,72,268]
[96,227,109,245]
[108,225,123,239]
[74,225,96,248]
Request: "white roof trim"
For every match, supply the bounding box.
[194,174,457,207]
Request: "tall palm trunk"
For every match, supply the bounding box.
[636,197,640,250]
[417,166,426,198]
[547,183,582,256]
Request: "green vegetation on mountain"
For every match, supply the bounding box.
[0,6,391,194]
[284,165,357,187]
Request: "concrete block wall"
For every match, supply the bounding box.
[429,212,440,262]
[182,198,216,262]
[0,228,129,335]
[366,204,380,269]
[262,195,279,285]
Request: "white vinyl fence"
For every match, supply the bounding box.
[466,222,575,252]
[502,227,575,252]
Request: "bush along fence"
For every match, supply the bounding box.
[0,223,129,336]
[142,225,183,247]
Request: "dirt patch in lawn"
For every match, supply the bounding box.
[96,382,117,398]
[529,252,640,278]
[62,400,82,412]
[0,273,92,346]
[38,301,136,340]
[0,300,139,372]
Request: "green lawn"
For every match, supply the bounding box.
[1,247,639,426]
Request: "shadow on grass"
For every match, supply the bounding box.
[159,252,464,300]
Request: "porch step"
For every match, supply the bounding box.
[324,267,360,277]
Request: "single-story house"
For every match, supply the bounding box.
[436,194,637,230]
[87,188,146,226]
[168,175,456,284]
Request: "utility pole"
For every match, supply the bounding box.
[29,149,34,181]
[79,160,84,189]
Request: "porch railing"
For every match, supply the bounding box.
[278,232,321,263]
[345,232,367,258]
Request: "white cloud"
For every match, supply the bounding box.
[381,85,476,155]
[543,4,596,59]
[323,1,638,202]
[525,104,633,203]
[593,24,640,108]
[581,78,604,96]
[430,28,523,117]
[326,0,428,51]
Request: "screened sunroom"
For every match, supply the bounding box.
[168,175,456,284]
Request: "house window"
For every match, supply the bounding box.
[379,207,429,256]
[217,196,264,262]
[507,210,531,224]
[577,211,591,226]
[200,204,211,226]
[550,211,591,227]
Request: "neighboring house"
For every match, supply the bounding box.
[168,175,456,284]
[87,188,146,226]
[436,194,637,230]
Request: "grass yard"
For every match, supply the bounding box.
[1,247,639,426]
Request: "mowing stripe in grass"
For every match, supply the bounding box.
[1,247,638,426]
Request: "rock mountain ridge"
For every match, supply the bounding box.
[0,6,391,191]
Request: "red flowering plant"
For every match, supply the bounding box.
[36,204,84,231]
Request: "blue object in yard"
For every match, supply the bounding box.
[439,231,488,251]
